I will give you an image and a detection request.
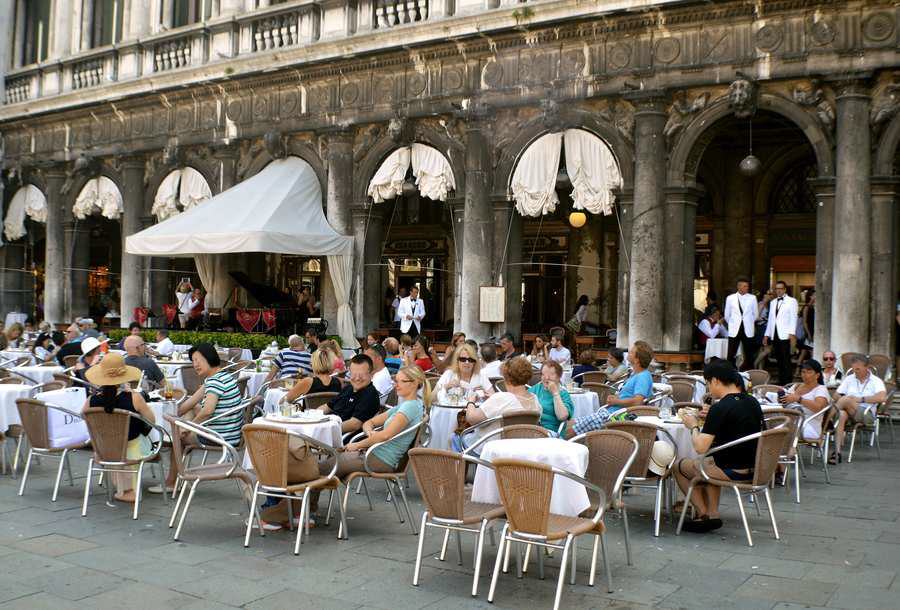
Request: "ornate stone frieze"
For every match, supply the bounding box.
[792,81,835,133]
[664,92,710,141]
[728,74,759,118]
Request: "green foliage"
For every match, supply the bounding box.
[105,329,344,352]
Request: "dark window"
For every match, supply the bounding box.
[23,0,52,64]
[771,161,817,214]
[173,0,211,27]
[92,0,124,47]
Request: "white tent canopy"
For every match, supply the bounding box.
[510,129,622,217]
[3,184,47,241]
[367,143,456,203]
[126,156,358,348]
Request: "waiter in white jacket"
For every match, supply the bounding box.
[397,285,425,339]
[763,280,798,385]
[723,277,759,370]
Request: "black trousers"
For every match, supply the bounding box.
[728,326,756,371]
[406,324,420,340]
[772,334,793,385]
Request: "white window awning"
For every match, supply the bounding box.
[3,184,47,241]
[366,143,456,203]
[125,156,352,257]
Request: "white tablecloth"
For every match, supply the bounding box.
[11,365,63,386]
[241,414,343,470]
[0,383,35,431]
[636,415,697,460]
[157,363,189,391]
[147,400,178,443]
[264,388,288,414]
[239,370,269,397]
[704,338,729,362]
[1,349,35,366]
[570,390,600,419]
[35,387,90,448]
[472,437,590,517]
[427,404,463,451]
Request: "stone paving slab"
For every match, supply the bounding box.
[0,439,897,609]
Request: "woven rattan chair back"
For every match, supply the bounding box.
[63,355,80,369]
[227,348,243,362]
[408,448,466,521]
[673,402,704,414]
[582,383,617,405]
[394,423,423,473]
[384,387,398,407]
[83,408,131,463]
[528,372,543,387]
[492,458,554,536]
[579,371,607,385]
[235,376,249,399]
[867,355,890,379]
[303,392,339,411]
[36,381,65,392]
[752,384,785,401]
[180,366,203,395]
[243,424,290,488]
[623,406,660,417]
[752,427,790,487]
[52,373,73,388]
[166,415,188,474]
[493,379,507,392]
[0,377,25,384]
[668,380,696,404]
[745,369,771,388]
[11,356,30,367]
[15,399,51,450]
[604,421,657,478]
[500,424,551,441]
[575,429,638,504]
[839,352,866,374]
[763,408,801,455]
[500,410,541,428]
[877,387,896,416]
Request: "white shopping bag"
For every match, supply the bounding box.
[36,388,90,448]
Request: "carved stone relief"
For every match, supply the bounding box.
[792,82,835,133]
[664,91,710,140]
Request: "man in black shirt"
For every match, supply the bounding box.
[674,359,763,533]
[55,324,85,366]
[321,354,380,434]
[498,333,522,361]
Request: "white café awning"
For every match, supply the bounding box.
[125,156,352,257]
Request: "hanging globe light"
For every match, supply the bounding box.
[738,117,761,177]
[569,211,587,228]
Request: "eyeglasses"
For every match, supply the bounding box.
[823,357,835,361]
[396,377,415,384]
[457,357,476,364]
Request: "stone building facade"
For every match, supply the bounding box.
[0,0,897,361]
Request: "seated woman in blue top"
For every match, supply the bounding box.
[564,341,655,438]
[529,360,574,433]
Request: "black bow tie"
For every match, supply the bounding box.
[777,297,784,301]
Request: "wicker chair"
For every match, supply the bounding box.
[840,352,866,374]
[581,382,617,406]
[573,371,607,386]
[35,381,66,393]
[341,422,423,535]
[745,369,771,388]
[15,398,90,501]
[676,426,790,546]
[847,386,896,462]
[226,348,243,362]
[462,424,551,456]
[81,407,167,519]
[751,384,785,402]
[408,448,505,597]
[486,454,633,608]
[867,354,891,379]
[300,391,339,411]
[875,383,896,443]
[667,380,697,404]
[763,408,804,503]
[493,379,507,392]
[165,415,256,541]
[0,377,25,384]
[179,365,203,395]
[457,411,542,453]
[62,355,80,369]
[528,372,543,387]
[672,402,705,415]
[797,405,834,484]
[382,387,398,408]
[622,406,660,417]
[604,421,676,538]
[52,373,74,388]
[243,424,347,554]
[235,376,249,399]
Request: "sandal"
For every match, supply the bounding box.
[114,493,136,503]
[827,452,841,465]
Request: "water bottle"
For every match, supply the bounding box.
[659,401,672,420]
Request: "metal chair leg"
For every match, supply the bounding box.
[439,529,450,561]
[734,488,753,546]
[133,462,145,520]
[600,531,613,593]
[65,452,75,486]
[17,449,33,496]
[793,456,801,503]
[173,480,199,540]
[553,536,572,610]
[51,450,67,502]
[621,502,632,566]
[588,535,599,587]
[244,484,259,547]
[169,478,187,528]
[360,478,373,510]
[396,479,418,534]
[472,519,488,596]
[763,488,780,540]
[487,524,509,603]
[455,530,464,566]
[336,483,350,540]
[675,482,695,535]
[385,481,404,523]
[569,537,577,585]
[653,478,663,537]
[293,488,310,555]
[848,428,857,462]
[412,512,429,586]
[81,459,93,516]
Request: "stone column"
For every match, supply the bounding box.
[459,120,493,342]
[614,188,633,347]
[144,215,169,319]
[626,92,668,350]
[662,185,703,351]
[869,177,898,357]
[450,199,465,332]
[830,77,872,356]
[80,0,95,50]
[44,169,67,324]
[363,205,384,334]
[0,0,14,99]
[64,218,90,320]
[120,159,146,328]
[323,131,354,334]
[0,242,27,317]
[350,205,368,335]
[809,178,835,361]
[51,0,75,59]
[492,198,522,340]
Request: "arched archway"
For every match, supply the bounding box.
[1,182,46,318]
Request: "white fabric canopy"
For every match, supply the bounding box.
[326,254,360,350]
[126,156,352,257]
[152,167,213,221]
[510,133,562,216]
[563,129,621,216]
[3,185,47,241]
[73,176,123,220]
[366,144,455,203]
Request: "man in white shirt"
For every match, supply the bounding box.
[723,278,759,370]
[397,286,425,339]
[480,343,503,379]
[763,281,799,385]
[151,329,175,357]
[391,287,406,330]
[548,334,571,366]
[832,355,887,462]
[365,344,394,404]
[697,306,728,345]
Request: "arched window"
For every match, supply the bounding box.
[771,161,817,214]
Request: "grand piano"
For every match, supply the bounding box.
[228,271,300,335]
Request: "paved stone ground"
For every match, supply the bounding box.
[0,434,898,610]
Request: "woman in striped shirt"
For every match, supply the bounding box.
[152,342,244,494]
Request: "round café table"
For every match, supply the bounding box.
[241,413,343,470]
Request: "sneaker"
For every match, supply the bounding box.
[246,518,283,531]
[147,484,175,495]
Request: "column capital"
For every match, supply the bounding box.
[140,215,156,228]
[825,73,873,100]
[623,90,668,114]
[870,176,900,198]
[120,156,146,171]
[350,203,384,222]
[319,127,354,145]
[664,184,705,206]
[491,197,514,213]
[211,143,240,159]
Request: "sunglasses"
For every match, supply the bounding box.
[823,357,835,361]
[457,357,476,364]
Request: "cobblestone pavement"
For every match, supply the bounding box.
[0,436,898,610]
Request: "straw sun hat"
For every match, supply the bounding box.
[85,353,142,387]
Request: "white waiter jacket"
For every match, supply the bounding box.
[724,292,759,338]
[397,296,425,334]
[764,295,799,340]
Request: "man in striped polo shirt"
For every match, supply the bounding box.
[266,334,313,381]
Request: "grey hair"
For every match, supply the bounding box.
[848,354,868,366]
[288,334,305,348]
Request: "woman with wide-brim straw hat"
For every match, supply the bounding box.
[82,353,157,503]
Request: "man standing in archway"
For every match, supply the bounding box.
[763,281,798,385]
[724,278,758,370]
[398,285,425,340]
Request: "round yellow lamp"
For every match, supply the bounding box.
[569,211,587,228]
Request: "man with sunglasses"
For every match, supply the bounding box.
[320,354,380,434]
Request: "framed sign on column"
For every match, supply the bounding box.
[479,286,505,323]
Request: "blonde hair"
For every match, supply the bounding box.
[5,322,23,340]
[397,364,433,409]
[320,340,342,360]
[450,343,481,378]
[310,349,333,375]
